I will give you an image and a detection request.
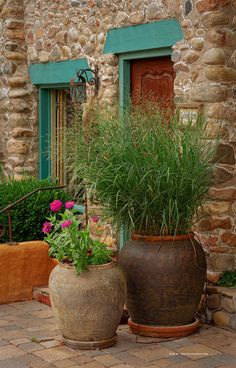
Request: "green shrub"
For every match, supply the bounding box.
[0,177,69,243]
[0,162,5,184]
[218,271,236,288]
[67,104,215,236]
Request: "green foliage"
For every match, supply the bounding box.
[218,271,236,288]
[0,163,5,184]
[62,104,85,200]
[0,177,68,243]
[66,104,215,236]
[88,240,112,266]
[44,204,112,274]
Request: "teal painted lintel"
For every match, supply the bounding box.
[29,58,89,86]
[104,19,183,55]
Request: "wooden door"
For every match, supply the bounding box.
[51,90,71,185]
[51,90,82,186]
[131,57,175,111]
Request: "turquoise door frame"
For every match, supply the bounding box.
[103,18,183,114]
[118,48,173,114]
[38,84,69,179]
[29,58,90,179]
[118,48,173,247]
[103,19,183,246]
[38,88,51,179]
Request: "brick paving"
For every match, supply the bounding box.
[0,301,236,368]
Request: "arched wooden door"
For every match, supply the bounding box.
[131,56,175,111]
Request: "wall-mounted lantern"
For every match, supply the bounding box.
[70,66,99,103]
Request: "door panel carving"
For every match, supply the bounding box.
[131,57,175,111]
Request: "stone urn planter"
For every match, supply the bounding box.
[49,261,126,349]
[119,233,206,337]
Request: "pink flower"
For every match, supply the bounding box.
[65,201,75,209]
[91,215,100,223]
[61,219,73,229]
[42,222,52,234]
[50,200,62,212]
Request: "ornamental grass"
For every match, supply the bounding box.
[65,104,215,236]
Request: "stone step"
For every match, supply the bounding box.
[33,286,129,323]
[33,285,51,306]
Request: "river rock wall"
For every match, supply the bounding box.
[0,0,236,277]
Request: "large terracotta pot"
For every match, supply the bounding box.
[49,261,126,349]
[118,233,206,337]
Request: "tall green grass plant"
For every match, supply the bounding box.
[67,105,215,236]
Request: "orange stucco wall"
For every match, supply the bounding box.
[0,241,58,304]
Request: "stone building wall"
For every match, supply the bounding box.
[207,285,236,331]
[0,0,236,277]
[0,0,38,179]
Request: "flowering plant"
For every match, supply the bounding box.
[43,200,112,274]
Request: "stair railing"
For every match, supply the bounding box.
[0,186,66,243]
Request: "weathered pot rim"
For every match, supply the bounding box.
[87,261,115,271]
[58,260,115,271]
[131,233,194,242]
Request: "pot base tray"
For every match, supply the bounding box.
[128,318,200,338]
[63,333,117,350]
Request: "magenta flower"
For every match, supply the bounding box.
[61,219,73,229]
[42,222,52,234]
[91,215,100,223]
[65,201,75,209]
[50,200,62,212]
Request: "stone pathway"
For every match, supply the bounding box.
[0,301,236,368]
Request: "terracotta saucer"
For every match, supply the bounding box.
[128,318,200,338]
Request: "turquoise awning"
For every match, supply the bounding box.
[29,58,89,85]
[103,19,183,55]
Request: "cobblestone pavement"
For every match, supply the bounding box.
[0,301,236,368]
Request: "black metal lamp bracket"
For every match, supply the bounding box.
[75,66,99,93]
